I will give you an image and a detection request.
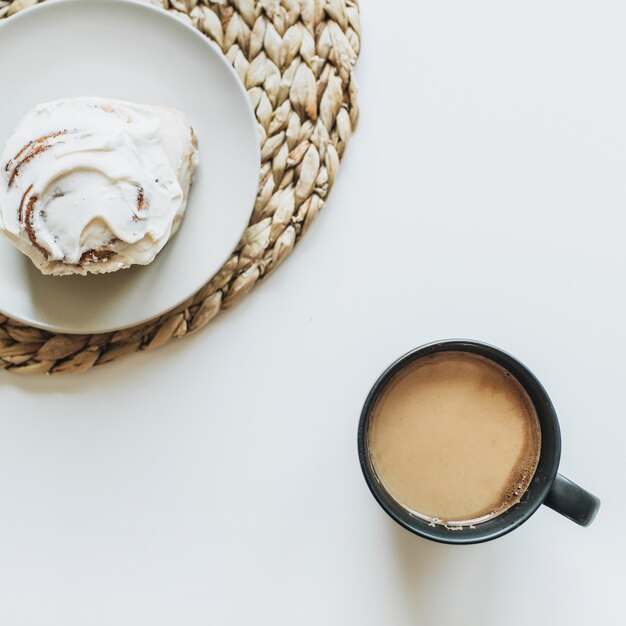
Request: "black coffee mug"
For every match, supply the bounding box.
[357,340,600,544]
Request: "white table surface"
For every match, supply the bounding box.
[1,1,624,624]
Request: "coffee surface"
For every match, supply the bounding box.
[368,352,541,526]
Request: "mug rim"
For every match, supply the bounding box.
[357,339,562,544]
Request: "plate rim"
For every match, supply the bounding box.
[0,0,260,334]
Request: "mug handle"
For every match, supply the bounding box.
[544,474,600,527]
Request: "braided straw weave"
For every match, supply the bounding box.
[0,0,360,374]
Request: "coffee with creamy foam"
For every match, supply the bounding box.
[368,352,541,526]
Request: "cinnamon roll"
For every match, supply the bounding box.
[0,97,199,275]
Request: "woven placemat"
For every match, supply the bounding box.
[0,0,360,374]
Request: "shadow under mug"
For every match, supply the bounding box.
[357,340,601,544]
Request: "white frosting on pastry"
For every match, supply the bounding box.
[0,97,199,275]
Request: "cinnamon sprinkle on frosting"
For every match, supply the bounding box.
[24,196,48,259]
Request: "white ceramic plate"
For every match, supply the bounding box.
[0,0,259,334]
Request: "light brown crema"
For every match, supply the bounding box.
[368,352,541,526]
